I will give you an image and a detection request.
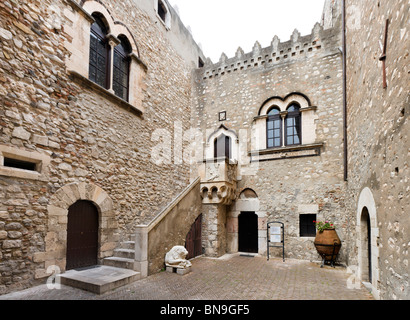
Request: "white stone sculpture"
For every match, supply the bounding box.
[165,246,192,272]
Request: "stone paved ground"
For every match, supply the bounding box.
[0,254,374,300]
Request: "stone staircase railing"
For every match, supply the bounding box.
[125,177,202,278]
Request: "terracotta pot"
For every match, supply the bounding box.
[314,229,341,261]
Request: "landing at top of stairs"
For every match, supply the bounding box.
[58,265,140,295]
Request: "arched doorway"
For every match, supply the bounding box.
[360,207,372,283]
[238,212,258,253]
[356,187,380,299]
[66,200,99,270]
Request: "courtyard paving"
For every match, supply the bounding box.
[0,254,374,301]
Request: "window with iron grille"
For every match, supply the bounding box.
[89,14,109,89]
[267,107,282,148]
[300,214,317,237]
[113,37,131,102]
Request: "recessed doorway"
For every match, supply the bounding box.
[185,214,203,260]
[66,200,99,270]
[360,207,372,283]
[238,212,258,253]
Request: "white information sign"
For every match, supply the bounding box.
[270,226,282,243]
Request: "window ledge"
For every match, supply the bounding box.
[198,157,238,165]
[68,70,143,118]
[0,167,42,181]
[249,143,324,162]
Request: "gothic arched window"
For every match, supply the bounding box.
[89,14,110,89]
[285,104,302,146]
[267,107,282,149]
[113,36,131,102]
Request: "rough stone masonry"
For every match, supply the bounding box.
[0,0,408,300]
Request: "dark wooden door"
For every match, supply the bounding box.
[66,201,99,270]
[185,214,202,260]
[239,212,258,253]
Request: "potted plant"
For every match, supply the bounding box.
[313,220,341,267]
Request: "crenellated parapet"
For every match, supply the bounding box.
[198,21,341,81]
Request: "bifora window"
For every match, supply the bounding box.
[89,14,109,89]
[285,104,302,146]
[113,36,131,102]
[267,107,282,148]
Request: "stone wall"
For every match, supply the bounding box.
[1,0,408,300]
[193,18,346,262]
[345,0,409,300]
[0,0,204,294]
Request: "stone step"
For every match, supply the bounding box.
[58,265,140,295]
[103,256,137,271]
[119,241,135,250]
[113,248,135,259]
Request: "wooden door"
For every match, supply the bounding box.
[185,214,202,260]
[66,201,99,270]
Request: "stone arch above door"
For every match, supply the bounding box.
[41,182,117,273]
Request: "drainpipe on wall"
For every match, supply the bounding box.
[342,0,348,182]
[341,0,350,268]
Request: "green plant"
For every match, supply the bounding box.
[314,220,335,232]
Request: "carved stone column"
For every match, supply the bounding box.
[106,33,120,94]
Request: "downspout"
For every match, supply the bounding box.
[342,0,348,182]
[341,0,350,268]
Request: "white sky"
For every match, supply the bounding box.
[168,0,326,62]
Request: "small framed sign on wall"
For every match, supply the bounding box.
[219,111,226,121]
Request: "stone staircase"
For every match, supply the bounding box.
[59,237,141,295]
[103,238,138,271]
[59,178,202,295]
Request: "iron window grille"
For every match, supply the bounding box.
[89,14,110,89]
[113,37,131,102]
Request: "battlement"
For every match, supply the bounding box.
[199,0,343,82]
[199,21,341,81]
